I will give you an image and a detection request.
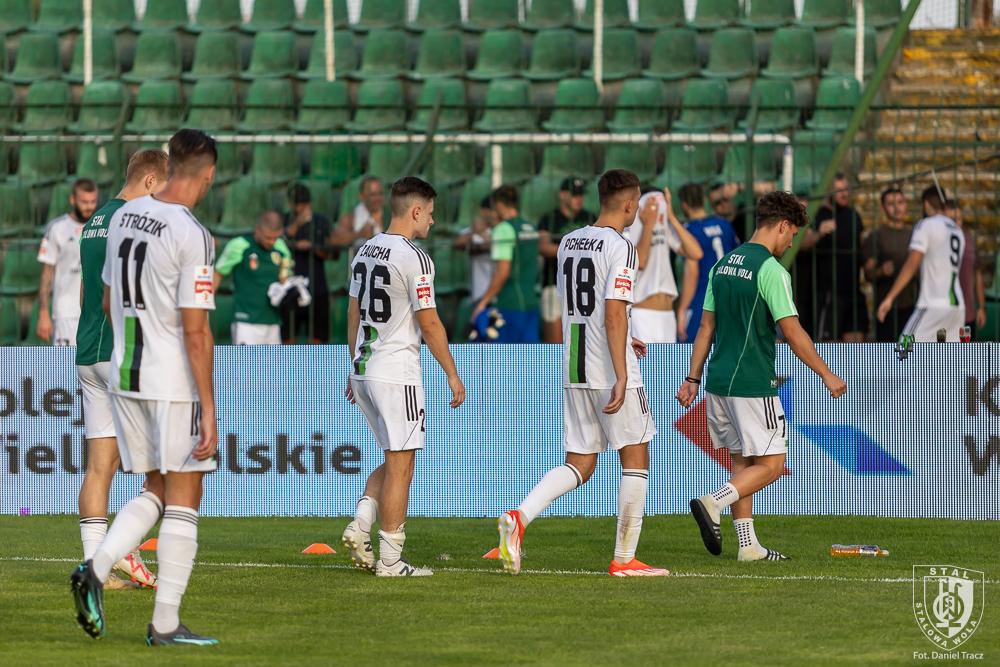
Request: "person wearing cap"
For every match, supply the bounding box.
[537,177,597,343]
[283,183,333,343]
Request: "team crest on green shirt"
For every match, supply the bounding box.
[249,253,259,270]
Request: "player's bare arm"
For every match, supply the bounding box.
[603,299,629,414]
[415,308,466,408]
[664,188,703,261]
[344,296,360,404]
[877,249,924,322]
[777,316,847,398]
[676,311,715,408]
[635,197,658,270]
[472,259,511,319]
[36,264,55,341]
[538,230,560,259]
[181,308,218,460]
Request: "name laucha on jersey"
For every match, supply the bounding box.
[357,243,392,261]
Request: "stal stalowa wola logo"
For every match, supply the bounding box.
[913,565,985,650]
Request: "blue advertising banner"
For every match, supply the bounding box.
[1,344,997,519]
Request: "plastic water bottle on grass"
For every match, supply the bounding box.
[830,544,890,557]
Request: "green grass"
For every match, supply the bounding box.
[1,515,997,666]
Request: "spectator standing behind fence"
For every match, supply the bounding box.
[538,177,597,343]
[213,212,293,345]
[709,182,748,235]
[679,183,740,343]
[453,196,495,303]
[472,185,541,343]
[799,173,868,342]
[945,199,987,334]
[334,176,383,258]
[862,187,918,342]
[36,178,99,346]
[284,184,332,344]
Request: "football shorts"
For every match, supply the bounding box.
[351,379,425,451]
[110,395,218,474]
[903,307,965,342]
[77,362,116,440]
[630,308,677,343]
[706,393,787,458]
[231,322,281,345]
[564,386,656,454]
[53,317,78,347]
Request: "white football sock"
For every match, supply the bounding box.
[92,491,163,582]
[152,506,199,634]
[355,495,378,534]
[79,517,108,561]
[517,464,583,526]
[734,518,766,556]
[613,469,648,563]
[378,526,405,566]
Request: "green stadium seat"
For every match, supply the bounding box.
[353,0,406,33]
[796,0,850,30]
[17,80,71,132]
[14,142,67,185]
[762,27,819,79]
[0,0,32,35]
[294,0,350,33]
[739,78,798,132]
[542,78,603,132]
[463,0,519,32]
[524,0,575,32]
[0,240,42,295]
[603,144,656,183]
[134,0,188,31]
[74,141,123,187]
[467,30,524,80]
[242,0,296,33]
[121,30,182,83]
[607,78,664,132]
[294,79,352,132]
[0,83,15,131]
[525,29,580,81]
[66,28,120,82]
[410,0,461,32]
[672,79,731,131]
[0,297,20,344]
[125,80,184,133]
[185,79,240,130]
[184,31,241,81]
[242,30,298,79]
[655,143,719,188]
[297,31,358,80]
[690,0,739,30]
[367,144,413,181]
[577,0,631,30]
[741,0,795,30]
[32,0,83,34]
[539,144,596,179]
[344,79,407,132]
[521,177,562,222]
[325,249,351,293]
[211,293,234,343]
[457,175,493,224]
[209,143,241,186]
[703,28,758,79]
[644,27,700,80]
[408,29,466,80]
[426,143,477,186]
[70,81,127,133]
[297,178,337,222]
[44,180,73,222]
[238,78,296,131]
[188,0,242,32]
[480,144,536,184]
[585,28,641,81]
[407,77,469,131]
[217,177,272,237]
[791,129,837,193]
[94,0,136,32]
[720,143,778,185]
[825,27,877,78]
[635,0,686,30]
[349,29,410,80]
[806,76,861,131]
[249,142,300,185]
[9,32,62,83]
[329,293,349,343]
[308,144,361,186]
[0,33,6,77]
[474,79,535,131]
[0,182,36,238]
[848,0,901,30]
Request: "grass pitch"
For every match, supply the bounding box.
[1,514,997,666]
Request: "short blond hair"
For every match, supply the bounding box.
[125,148,168,184]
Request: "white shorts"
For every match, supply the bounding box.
[77,362,115,440]
[903,307,965,342]
[54,317,78,347]
[564,386,657,454]
[351,379,425,451]
[630,308,677,343]
[541,285,561,323]
[706,393,787,458]
[231,322,281,345]
[109,394,218,474]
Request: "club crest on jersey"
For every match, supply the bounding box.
[271,251,281,266]
[913,565,984,650]
[249,253,259,271]
[614,266,633,298]
[193,265,214,306]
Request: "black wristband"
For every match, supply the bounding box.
[685,376,701,385]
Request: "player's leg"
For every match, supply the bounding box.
[691,393,740,555]
[343,464,383,570]
[730,453,789,561]
[78,436,118,560]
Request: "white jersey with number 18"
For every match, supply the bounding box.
[911,213,965,310]
[101,195,216,401]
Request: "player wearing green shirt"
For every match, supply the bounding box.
[677,192,847,561]
[213,212,293,345]
[472,185,540,343]
[75,149,168,589]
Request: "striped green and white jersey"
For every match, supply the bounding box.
[557,224,643,390]
[349,233,436,385]
[101,195,215,401]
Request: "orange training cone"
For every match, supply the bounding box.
[302,543,336,555]
[482,547,500,559]
[139,538,158,551]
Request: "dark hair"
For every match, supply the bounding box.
[390,176,436,217]
[491,184,519,209]
[677,183,704,208]
[71,177,97,194]
[479,195,492,209]
[289,182,312,205]
[359,175,382,194]
[125,149,168,184]
[880,186,903,208]
[834,171,848,182]
[167,129,217,174]
[597,169,639,206]
[709,182,726,194]
[756,191,808,229]
[944,198,960,210]
[921,185,947,211]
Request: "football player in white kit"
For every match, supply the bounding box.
[625,186,703,343]
[70,130,221,646]
[36,178,99,346]
[497,169,668,577]
[342,177,466,577]
[877,186,966,342]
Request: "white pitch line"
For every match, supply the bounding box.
[3,555,997,584]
